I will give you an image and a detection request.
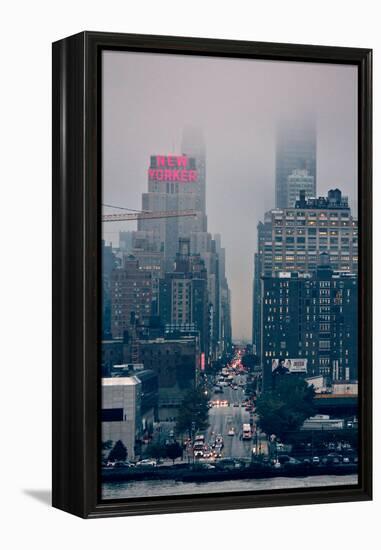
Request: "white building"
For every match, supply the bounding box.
[331,381,358,395]
[102,375,142,460]
[301,415,345,430]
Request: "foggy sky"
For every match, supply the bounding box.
[102,50,358,341]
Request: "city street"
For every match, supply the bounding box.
[205,374,252,459]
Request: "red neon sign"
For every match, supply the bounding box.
[201,352,205,371]
[148,155,198,182]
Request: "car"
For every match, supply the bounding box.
[228,427,235,436]
[312,456,320,465]
[136,459,157,467]
[343,456,350,464]
[233,402,239,407]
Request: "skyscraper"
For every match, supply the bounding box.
[137,129,231,357]
[181,126,207,215]
[252,189,358,361]
[286,168,315,208]
[110,256,153,339]
[159,238,209,355]
[139,153,206,270]
[261,254,358,388]
[275,116,316,208]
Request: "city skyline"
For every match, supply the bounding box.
[102,51,358,340]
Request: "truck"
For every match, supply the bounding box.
[242,423,252,440]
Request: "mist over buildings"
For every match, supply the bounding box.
[102,51,357,341]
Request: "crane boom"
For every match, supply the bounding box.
[102,210,197,222]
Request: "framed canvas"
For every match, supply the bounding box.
[52,31,372,518]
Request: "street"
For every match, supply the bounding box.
[206,376,252,459]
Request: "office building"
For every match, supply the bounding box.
[139,152,206,270]
[110,256,153,338]
[275,116,316,208]
[286,168,315,208]
[159,238,209,355]
[102,240,119,338]
[261,254,358,389]
[253,189,358,358]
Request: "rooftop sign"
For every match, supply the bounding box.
[148,155,198,182]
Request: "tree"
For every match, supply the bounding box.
[108,440,128,462]
[145,443,167,460]
[176,387,210,436]
[166,442,183,464]
[255,377,316,440]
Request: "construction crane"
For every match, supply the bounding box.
[102,209,197,222]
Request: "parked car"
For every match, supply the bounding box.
[136,459,157,467]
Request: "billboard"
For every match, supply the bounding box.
[148,155,198,182]
[272,358,307,373]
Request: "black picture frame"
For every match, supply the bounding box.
[52,31,372,519]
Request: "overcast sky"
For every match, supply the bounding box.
[102,50,357,341]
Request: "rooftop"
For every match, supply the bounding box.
[102,375,141,387]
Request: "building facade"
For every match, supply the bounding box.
[253,189,358,360]
[138,153,207,270]
[159,238,209,355]
[261,255,358,389]
[110,256,153,339]
[275,116,316,209]
[286,168,315,208]
[102,375,142,460]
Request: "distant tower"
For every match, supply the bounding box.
[275,116,316,208]
[181,126,207,219]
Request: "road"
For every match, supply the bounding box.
[206,374,253,459]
